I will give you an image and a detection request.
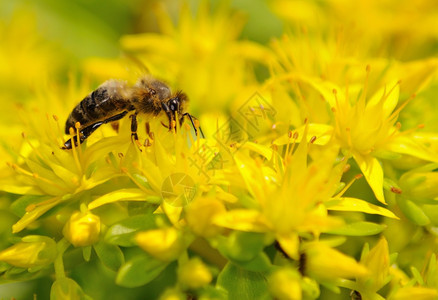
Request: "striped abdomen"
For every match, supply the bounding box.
[65,80,132,134]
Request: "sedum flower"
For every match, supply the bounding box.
[0,235,56,268]
[185,196,226,238]
[120,1,271,113]
[275,68,438,204]
[356,238,391,295]
[136,227,185,262]
[388,286,438,300]
[303,241,368,282]
[268,268,302,300]
[177,257,212,290]
[62,211,101,247]
[214,124,396,260]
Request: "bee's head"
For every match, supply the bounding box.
[167,91,188,122]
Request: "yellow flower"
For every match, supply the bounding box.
[272,0,438,60]
[63,211,101,247]
[177,257,212,290]
[356,238,391,294]
[120,2,271,113]
[389,286,438,300]
[214,124,396,260]
[0,235,56,268]
[185,197,226,238]
[303,241,368,281]
[268,268,302,300]
[136,227,185,262]
[329,73,437,203]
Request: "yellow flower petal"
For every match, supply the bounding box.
[12,196,62,233]
[213,209,270,232]
[354,153,386,204]
[326,197,398,219]
[88,188,157,210]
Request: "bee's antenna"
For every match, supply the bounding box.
[183,113,204,138]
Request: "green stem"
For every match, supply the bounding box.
[54,238,71,279]
[189,237,227,269]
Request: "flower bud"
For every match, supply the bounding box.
[185,197,226,237]
[51,277,86,300]
[178,257,212,290]
[0,235,56,268]
[63,211,101,247]
[268,268,302,300]
[357,238,390,292]
[136,227,184,262]
[304,242,368,281]
[400,171,438,200]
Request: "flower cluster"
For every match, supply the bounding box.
[0,1,438,299]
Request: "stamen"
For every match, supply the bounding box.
[388,94,416,123]
[21,132,44,160]
[171,120,177,133]
[45,114,60,146]
[358,65,370,110]
[391,187,402,194]
[285,131,299,164]
[26,196,61,212]
[69,127,83,174]
[284,130,293,161]
[75,122,83,157]
[345,127,353,148]
[381,80,401,103]
[334,173,363,198]
[9,163,67,192]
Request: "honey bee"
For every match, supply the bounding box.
[63,77,202,149]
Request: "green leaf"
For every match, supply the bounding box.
[94,241,125,272]
[231,252,273,273]
[116,254,169,287]
[397,197,430,226]
[51,277,92,300]
[199,286,228,300]
[83,246,92,262]
[217,231,266,262]
[326,222,386,236]
[217,263,269,300]
[104,214,160,247]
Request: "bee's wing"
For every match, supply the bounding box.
[121,53,150,78]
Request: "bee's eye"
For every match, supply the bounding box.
[168,98,179,112]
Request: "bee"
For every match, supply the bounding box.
[63,77,203,149]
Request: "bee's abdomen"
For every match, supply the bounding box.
[65,85,131,134]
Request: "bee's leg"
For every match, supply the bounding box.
[129,113,143,149]
[130,114,139,141]
[62,111,128,149]
[161,102,174,131]
[63,122,103,149]
[182,113,204,138]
